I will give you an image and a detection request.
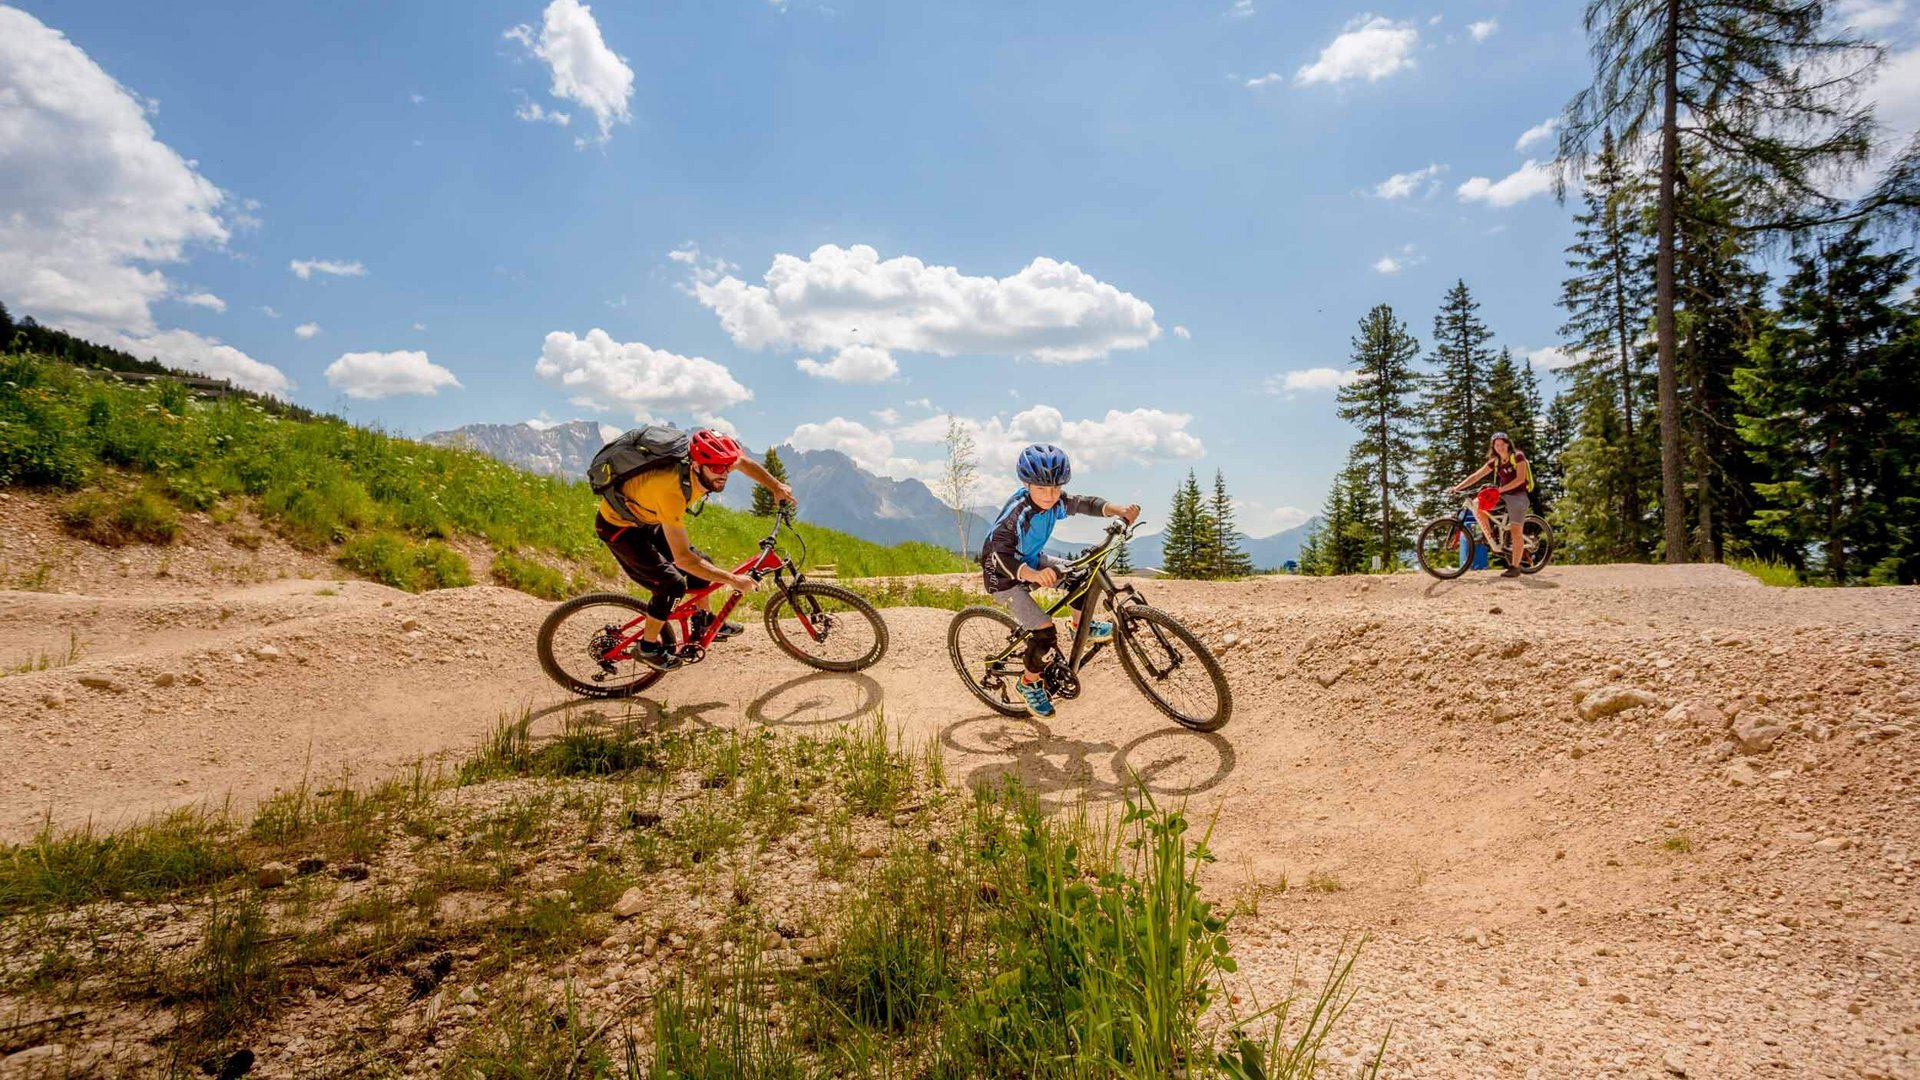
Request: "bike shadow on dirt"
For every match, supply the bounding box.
[938,713,1236,810]
[1423,574,1562,598]
[527,695,731,736]
[743,671,885,728]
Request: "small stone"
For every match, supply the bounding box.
[1662,701,1724,728]
[400,618,420,631]
[1731,712,1787,754]
[254,862,292,889]
[77,676,126,693]
[1723,761,1762,786]
[458,986,481,1005]
[153,672,177,688]
[1813,838,1851,853]
[1313,668,1344,689]
[1579,685,1659,721]
[856,846,884,860]
[252,644,283,661]
[611,887,647,918]
[2,1045,66,1067]
[333,862,371,881]
[1487,605,1502,615]
[1664,1050,1688,1075]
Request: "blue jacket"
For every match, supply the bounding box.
[979,487,1106,591]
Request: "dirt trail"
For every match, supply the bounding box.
[2,553,1917,1078]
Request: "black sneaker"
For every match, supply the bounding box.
[692,611,744,641]
[1501,567,1522,578]
[636,639,682,671]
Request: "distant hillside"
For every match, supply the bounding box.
[423,420,618,478]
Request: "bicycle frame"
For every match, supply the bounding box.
[597,508,815,664]
[983,521,1147,678]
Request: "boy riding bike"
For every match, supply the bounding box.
[980,443,1139,718]
[594,427,793,670]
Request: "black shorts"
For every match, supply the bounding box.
[595,515,715,620]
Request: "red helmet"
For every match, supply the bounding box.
[1476,486,1501,512]
[689,429,743,470]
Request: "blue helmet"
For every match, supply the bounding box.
[1016,443,1071,486]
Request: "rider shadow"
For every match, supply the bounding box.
[744,671,886,728]
[528,695,730,737]
[939,713,1237,810]
[1423,574,1561,599]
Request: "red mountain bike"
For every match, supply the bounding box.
[537,506,888,698]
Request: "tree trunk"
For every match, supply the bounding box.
[1379,408,1391,569]
[1655,0,1688,563]
[1609,207,1641,558]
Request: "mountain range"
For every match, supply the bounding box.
[423,419,1316,568]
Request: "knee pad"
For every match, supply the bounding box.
[645,569,688,620]
[1024,624,1058,671]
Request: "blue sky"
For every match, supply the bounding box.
[4,1,1914,541]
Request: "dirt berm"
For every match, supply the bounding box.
[1,547,1916,1077]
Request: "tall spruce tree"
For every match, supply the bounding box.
[1417,280,1494,515]
[1111,539,1134,575]
[751,447,789,517]
[1535,390,1577,510]
[1209,471,1254,577]
[1338,305,1422,569]
[1484,348,1538,456]
[1162,471,1214,578]
[1736,225,1920,583]
[1559,0,1894,562]
[1558,128,1654,555]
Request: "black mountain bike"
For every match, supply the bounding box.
[1414,485,1553,580]
[945,519,1232,732]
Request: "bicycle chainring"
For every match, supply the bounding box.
[1045,660,1080,699]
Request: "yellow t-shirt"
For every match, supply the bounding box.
[597,466,708,528]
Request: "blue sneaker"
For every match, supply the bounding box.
[1015,678,1055,719]
[1083,620,1113,645]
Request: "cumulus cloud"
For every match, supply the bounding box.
[690,244,1159,374]
[796,343,899,384]
[1172,325,1192,339]
[1265,368,1362,394]
[1372,244,1424,274]
[1371,162,1446,199]
[1514,117,1560,152]
[1525,346,1582,370]
[787,418,899,473]
[324,350,463,400]
[294,322,320,339]
[505,0,634,146]
[1244,72,1286,89]
[514,98,571,126]
[1295,16,1419,86]
[1373,254,1407,274]
[1229,0,1256,16]
[1833,0,1909,31]
[0,8,291,395]
[261,306,281,318]
[289,258,366,280]
[533,328,752,422]
[1468,19,1499,41]
[178,292,226,312]
[1235,500,1314,537]
[1457,160,1557,207]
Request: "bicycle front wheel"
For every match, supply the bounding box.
[762,582,889,672]
[1415,516,1472,580]
[946,606,1029,717]
[1519,515,1554,573]
[536,592,667,699]
[1112,604,1231,732]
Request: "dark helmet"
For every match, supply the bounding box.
[1016,443,1071,486]
[689,429,743,470]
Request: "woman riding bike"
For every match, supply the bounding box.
[1447,431,1532,578]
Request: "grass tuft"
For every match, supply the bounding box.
[59,488,179,546]
[336,531,472,592]
[1729,555,1802,587]
[0,810,244,913]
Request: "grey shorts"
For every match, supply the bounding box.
[1501,492,1531,520]
[990,555,1068,630]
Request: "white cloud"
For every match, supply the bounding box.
[1172,325,1192,339]
[1373,254,1406,274]
[796,343,899,384]
[324,350,463,400]
[1228,0,1256,16]
[668,243,738,285]
[260,306,281,318]
[179,291,226,313]
[1371,162,1446,199]
[505,0,635,147]
[1295,16,1419,86]
[1457,160,1557,207]
[1373,243,1424,274]
[1265,368,1362,394]
[413,321,427,331]
[294,322,320,339]
[788,418,898,473]
[514,98,571,126]
[1234,500,1314,537]
[1468,18,1499,41]
[289,258,366,280]
[1833,0,1910,31]
[1244,72,1286,89]
[690,244,1159,373]
[108,328,293,397]
[410,92,427,106]
[1515,117,1560,152]
[1525,346,1582,371]
[533,328,752,421]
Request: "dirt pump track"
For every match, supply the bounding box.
[1,528,1917,1076]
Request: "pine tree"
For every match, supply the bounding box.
[1162,471,1212,578]
[1300,467,1369,576]
[1736,225,1920,583]
[1111,539,1134,575]
[0,299,14,350]
[1534,390,1576,511]
[751,447,789,517]
[1559,0,1895,562]
[1483,348,1536,456]
[1337,304,1422,569]
[1416,280,1494,515]
[1209,471,1254,577]
[1558,128,1655,556]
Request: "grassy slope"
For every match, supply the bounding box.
[0,354,970,590]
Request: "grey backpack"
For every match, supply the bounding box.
[588,424,693,525]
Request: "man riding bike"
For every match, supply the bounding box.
[594,428,794,670]
[980,443,1139,718]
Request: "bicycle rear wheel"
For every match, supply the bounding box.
[1415,516,1472,580]
[537,592,667,699]
[1112,604,1231,732]
[762,582,889,672]
[946,606,1029,717]
[1519,515,1554,573]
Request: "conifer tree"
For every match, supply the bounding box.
[1559,0,1898,561]
[1162,471,1213,578]
[1416,280,1494,514]
[1209,471,1254,577]
[1736,225,1920,583]
[1111,538,1134,575]
[1534,391,1576,511]
[1484,348,1537,457]
[751,447,789,517]
[1337,305,1422,569]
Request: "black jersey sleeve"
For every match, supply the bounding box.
[1062,493,1106,517]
